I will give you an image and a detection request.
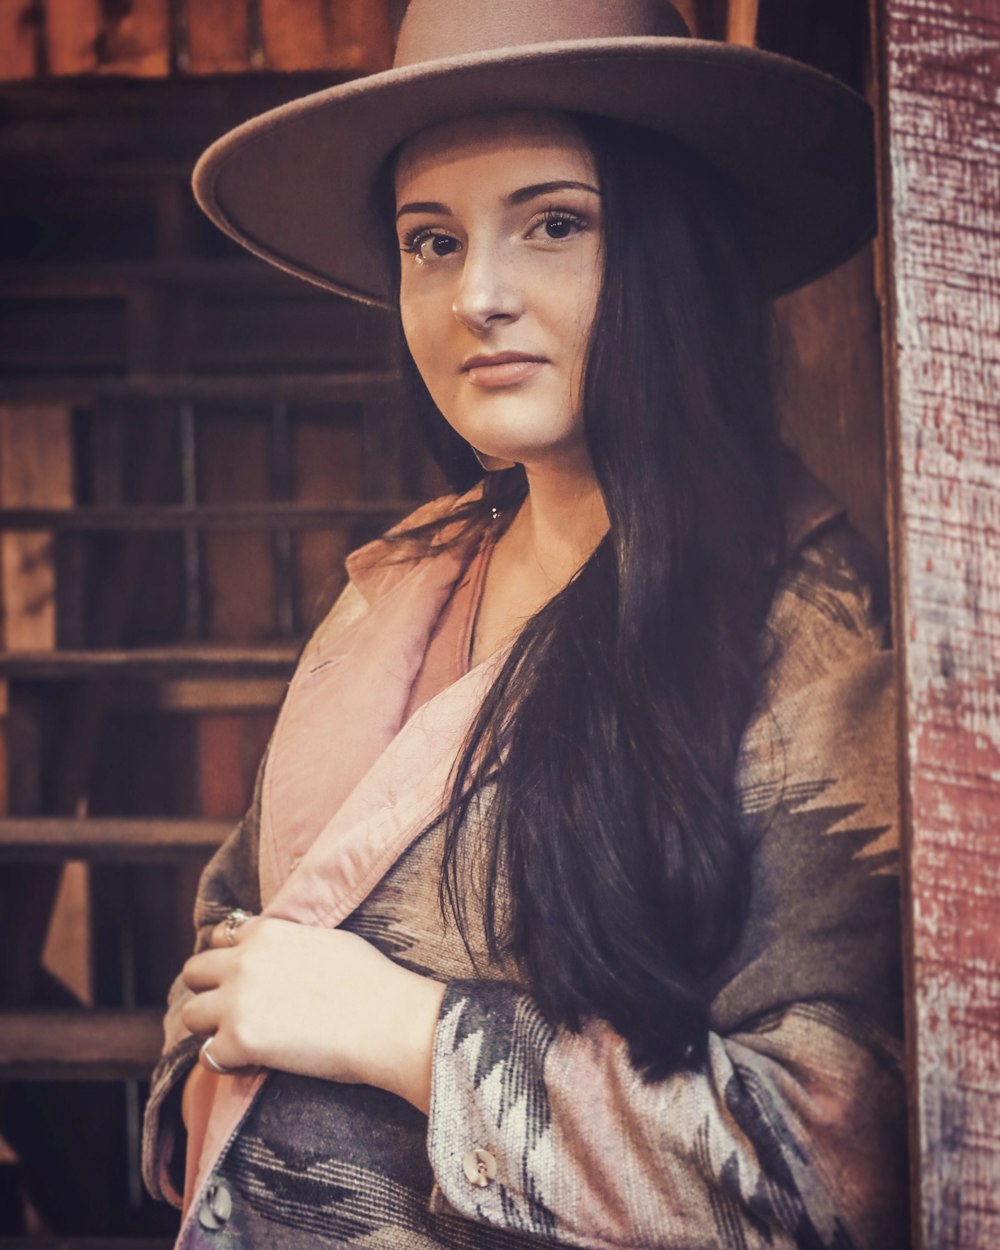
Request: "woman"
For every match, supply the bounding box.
[143,2,906,1247]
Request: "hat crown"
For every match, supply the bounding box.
[394,0,690,69]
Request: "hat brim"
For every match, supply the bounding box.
[193,37,876,304]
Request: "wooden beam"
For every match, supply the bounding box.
[0,817,230,862]
[0,371,402,405]
[114,676,286,712]
[0,501,415,532]
[0,644,298,679]
[875,0,1000,1246]
[0,1008,165,1079]
[726,0,760,45]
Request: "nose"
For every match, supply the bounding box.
[451,241,524,333]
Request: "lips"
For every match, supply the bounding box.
[461,351,547,389]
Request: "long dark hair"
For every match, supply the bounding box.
[383,115,786,1079]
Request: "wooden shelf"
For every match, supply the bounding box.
[115,677,287,712]
[0,1009,165,1081]
[0,370,401,404]
[0,500,414,532]
[0,644,298,679]
[0,818,230,863]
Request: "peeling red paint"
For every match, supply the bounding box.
[881,0,1000,1245]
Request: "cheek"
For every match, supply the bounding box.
[399,286,442,381]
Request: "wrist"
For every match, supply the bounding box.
[373,964,446,1113]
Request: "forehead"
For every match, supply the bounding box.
[394,111,597,198]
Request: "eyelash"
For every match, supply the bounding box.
[398,207,589,259]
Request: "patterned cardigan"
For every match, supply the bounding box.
[143,489,907,1250]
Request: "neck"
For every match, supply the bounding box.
[506,450,609,591]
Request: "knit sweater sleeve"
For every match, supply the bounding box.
[425,524,907,1250]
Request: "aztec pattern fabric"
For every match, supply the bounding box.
[143,517,907,1250]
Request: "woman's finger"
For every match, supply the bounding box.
[180,987,222,1038]
[210,910,258,950]
[182,947,234,991]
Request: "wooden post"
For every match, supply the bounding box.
[873,1,1000,1247]
[0,404,88,1005]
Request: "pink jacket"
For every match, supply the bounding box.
[172,492,506,1243]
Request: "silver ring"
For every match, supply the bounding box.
[224,908,253,946]
[199,1036,233,1076]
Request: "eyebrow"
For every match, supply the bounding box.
[395,180,601,222]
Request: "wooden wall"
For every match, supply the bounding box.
[875,0,1000,1247]
[0,0,397,79]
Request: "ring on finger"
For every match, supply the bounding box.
[199,1036,234,1076]
[224,908,253,946]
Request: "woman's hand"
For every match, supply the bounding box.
[179,917,446,1113]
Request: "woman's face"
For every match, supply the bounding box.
[394,112,603,470]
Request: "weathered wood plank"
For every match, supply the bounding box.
[876,0,1000,1246]
[293,419,362,628]
[328,0,393,71]
[259,0,330,71]
[199,413,277,643]
[258,0,391,72]
[185,0,250,73]
[0,0,37,79]
[0,643,297,678]
[47,0,170,77]
[0,405,73,651]
[0,371,401,405]
[115,676,286,712]
[727,0,760,45]
[44,0,102,76]
[0,817,230,861]
[0,1007,165,1079]
[0,501,414,532]
[774,245,887,552]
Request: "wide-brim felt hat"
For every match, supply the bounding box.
[193,0,876,304]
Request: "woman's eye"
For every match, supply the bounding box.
[530,212,586,241]
[400,230,460,262]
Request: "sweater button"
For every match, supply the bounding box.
[197,1177,233,1230]
[462,1147,497,1187]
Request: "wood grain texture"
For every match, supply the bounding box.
[0,643,297,678]
[726,0,760,46]
[259,0,330,70]
[0,1007,165,1078]
[185,0,249,73]
[876,0,1000,1246]
[260,0,393,71]
[0,405,73,652]
[0,0,37,79]
[0,816,230,861]
[774,245,887,552]
[44,0,101,75]
[46,0,169,76]
[328,0,392,71]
